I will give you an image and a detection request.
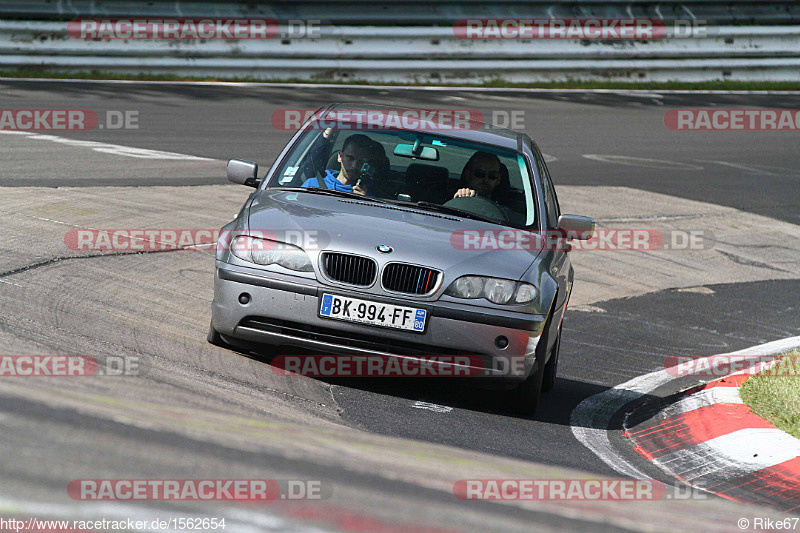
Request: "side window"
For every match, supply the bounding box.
[544,172,561,229]
[533,147,560,229]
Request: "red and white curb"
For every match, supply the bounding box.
[571,336,800,512]
[624,364,800,512]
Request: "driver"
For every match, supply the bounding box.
[302,133,380,196]
[453,151,504,200]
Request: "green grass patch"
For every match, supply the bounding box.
[1,68,799,91]
[739,350,800,439]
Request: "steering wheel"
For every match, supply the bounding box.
[443,195,507,221]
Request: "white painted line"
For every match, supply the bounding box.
[412,401,453,413]
[656,428,800,484]
[571,386,654,479]
[725,336,800,357]
[4,78,800,95]
[659,387,743,419]
[0,130,214,161]
[582,154,704,170]
[694,159,799,178]
[596,213,729,223]
[570,336,800,480]
[695,159,776,176]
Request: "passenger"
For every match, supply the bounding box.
[302,133,381,196]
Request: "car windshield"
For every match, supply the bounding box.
[266,126,537,228]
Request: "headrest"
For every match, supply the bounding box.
[405,163,449,186]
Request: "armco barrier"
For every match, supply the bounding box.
[2,1,799,25]
[2,21,800,82]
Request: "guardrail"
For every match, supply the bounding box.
[2,1,799,25]
[2,21,799,83]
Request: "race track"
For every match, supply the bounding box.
[1,79,799,532]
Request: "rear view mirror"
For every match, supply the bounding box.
[557,214,595,240]
[393,143,439,161]
[227,159,259,187]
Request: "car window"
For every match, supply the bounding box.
[533,146,559,229]
[267,126,538,229]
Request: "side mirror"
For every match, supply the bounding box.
[557,214,595,240]
[227,159,260,187]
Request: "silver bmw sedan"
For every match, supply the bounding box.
[209,104,594,414]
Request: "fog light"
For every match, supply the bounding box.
[238,293,251,305]
[495,336,509,349]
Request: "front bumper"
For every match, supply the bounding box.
[212,264,547,382]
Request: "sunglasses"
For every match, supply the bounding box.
[471,168,500,180]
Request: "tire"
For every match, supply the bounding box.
[502,317,550,415]
[542,323,562,393]
[207,321,228,347]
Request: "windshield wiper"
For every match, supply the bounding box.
[412,201,502,224]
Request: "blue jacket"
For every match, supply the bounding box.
[301,170,353,192]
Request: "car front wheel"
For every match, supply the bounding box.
[207,321,228,347]
[502,316,551,415]
[542,322,562,393]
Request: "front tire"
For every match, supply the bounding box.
[502,318,550,415]
[542,323,562,393]
[207,321,228,347]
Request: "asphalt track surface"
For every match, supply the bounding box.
[1,79,799,531]
[3,81,799,224]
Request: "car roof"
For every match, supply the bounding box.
[320,103,530,151]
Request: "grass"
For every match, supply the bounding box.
[739,350,800,439]
[1,68,799,91]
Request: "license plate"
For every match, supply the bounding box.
[319,293,427,333]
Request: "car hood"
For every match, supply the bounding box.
[247,189,542,281]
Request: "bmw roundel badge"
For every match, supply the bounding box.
[377,245,393,253]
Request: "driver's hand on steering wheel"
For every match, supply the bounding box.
[453,188,477,198]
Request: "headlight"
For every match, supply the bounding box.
[230,236,313,272]
[452,276,483,298]
[483,278,515,304]
[514,283,537,303]
[445,276,537,305]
